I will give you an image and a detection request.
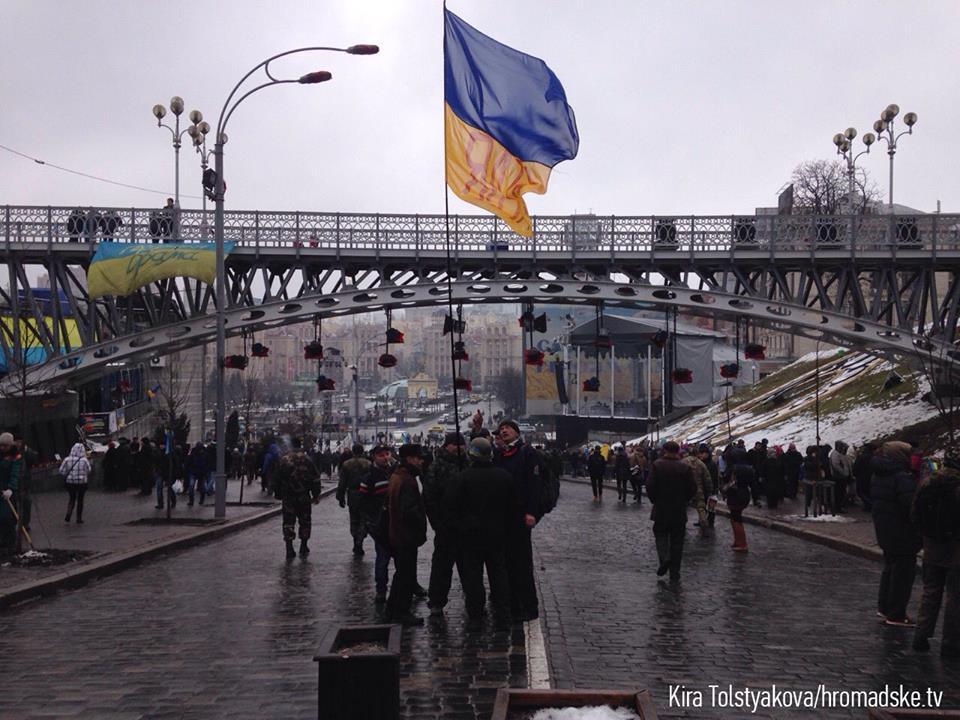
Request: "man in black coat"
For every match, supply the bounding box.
[587,446,607,502]
[494,419,542,622]
[646,441,696,583]
[871,441,922,626]
[453,437,516,627]
[782,443,803,499]
[422,432,465,616]
[385,444,428,627]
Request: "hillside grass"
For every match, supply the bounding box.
[728,359,819,406]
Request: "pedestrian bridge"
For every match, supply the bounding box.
[2,205,959,389]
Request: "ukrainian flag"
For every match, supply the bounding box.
[87,241,235,298]
[444,8,579,238]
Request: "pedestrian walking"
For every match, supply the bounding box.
[385,444,428,627]
[910,454,960,656]
[186,442,208,507]
[0,433,22,552]
[588,446,606,502]
[336,443,372,555]
[423,432,465,617]
[273,437,321,559]
[629,446,647,505]
[646,441,696,583]
[682,447,711,533]
[453,437,514,628]
[17,440,37,532]
[725,448,753,552]
[103,441,119,491]
[762,447,786,510]
[494,419,543,622]
[60,442,91,524]
[871,441,922,627]
[614,446,631,503]
[698,444,718,527]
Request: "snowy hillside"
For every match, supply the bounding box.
[638,350,940,450]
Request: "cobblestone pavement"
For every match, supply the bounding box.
[0,496,526,720]
[565,475,878,551]
[535,482,959,718]
[1,482,275,590]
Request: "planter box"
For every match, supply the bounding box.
[314,623,401,720]
[491,689,659,720]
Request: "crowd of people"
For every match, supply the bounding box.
[332,417,552,628]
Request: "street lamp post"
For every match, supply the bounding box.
[211,44,378,519]
[871,103,918,210]
[832,127,875,212]
[152,96,204,227]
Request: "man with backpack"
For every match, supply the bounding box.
[911,454,960,657]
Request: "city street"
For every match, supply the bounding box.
[535,482,960,717]
[0,494,526,720]
[2,481,957,718]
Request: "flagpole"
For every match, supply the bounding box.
[442,3,464,463]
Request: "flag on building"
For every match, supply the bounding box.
[146,383,161,400]
[87,241,236,298]
[444,8,579,237]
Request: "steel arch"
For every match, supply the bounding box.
[12,277,955,392]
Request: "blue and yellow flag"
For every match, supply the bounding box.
[87,241,236,298]
[444,8,579,237]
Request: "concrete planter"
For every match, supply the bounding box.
[491,689,659,720]
[314,623,401,720]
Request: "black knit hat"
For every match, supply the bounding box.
[497,419,521,435]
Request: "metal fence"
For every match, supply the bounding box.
[3,205,959,255]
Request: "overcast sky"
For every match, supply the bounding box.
[2,0,957,218]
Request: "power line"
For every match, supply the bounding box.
[0,142,203,199]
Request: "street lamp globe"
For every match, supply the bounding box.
[170,96,185,115]
[218,132,228,145]
[833,133,845,147]
[873,119,887,133]
[844,127,857,140]
[904,111,918,127]
[152,104,166,121]
[885,103,900,117]
[189,109,203,125]
[198,121,211,135]
[863,132,875,146]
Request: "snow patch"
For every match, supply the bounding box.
[778,513,859,524]
[530,707,640,720]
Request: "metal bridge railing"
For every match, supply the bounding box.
[3,205,959,255]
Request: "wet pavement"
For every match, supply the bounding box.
[534,481,960,717]
[1,483,277,591]
[0,495,526,720]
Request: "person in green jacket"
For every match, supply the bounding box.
[0,432,22,553]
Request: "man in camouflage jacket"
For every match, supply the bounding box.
[273,437,321,559]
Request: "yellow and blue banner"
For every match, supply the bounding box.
[87,241,235,298]
[444,8,579,237]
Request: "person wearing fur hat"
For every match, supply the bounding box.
[871,441,922,627]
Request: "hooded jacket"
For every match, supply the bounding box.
[59,443,91,485]
[870,442,921,555]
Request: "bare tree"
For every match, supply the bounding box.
[155,358,195,446]
[790,159,880,215]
